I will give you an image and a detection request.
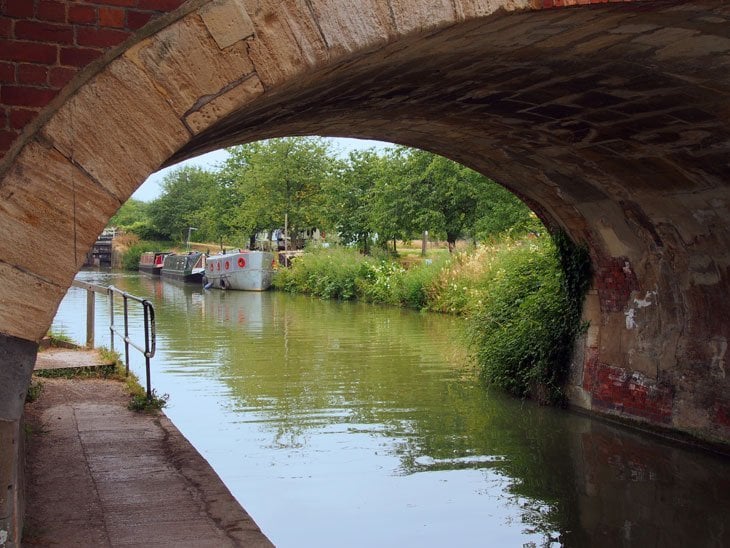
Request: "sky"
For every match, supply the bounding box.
[131,137,392,202]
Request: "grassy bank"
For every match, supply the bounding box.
[275,234,590,404]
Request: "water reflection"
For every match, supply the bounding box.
[51,271,730,548]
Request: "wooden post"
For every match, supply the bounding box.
[86,289,95,348]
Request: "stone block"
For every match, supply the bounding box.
[0,419,20,547]
[126,14,255,118]
[200,0,255,49]
[305,0,394,55]
[0,141,120,288]
[575,200,642,262]
[40,57,190,204]
[387,0,456,34]
[243,0,328,87]
[0,262,65,342]
[455,0,531,17]
[599,312,629,368]
[0,334,36,420]
[185,75,264,135]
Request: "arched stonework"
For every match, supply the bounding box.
[1,0,729,543]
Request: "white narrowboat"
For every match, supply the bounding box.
[204,251,275,291]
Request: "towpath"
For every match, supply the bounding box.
[22,375,273,547]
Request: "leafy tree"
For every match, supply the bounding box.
[147,166,218,243]
[322,149,381,253]
[109,198,150,229]
[375,147,536,251]
[223,137,336,246]
[474,188,542,239]
[369,148,419,253]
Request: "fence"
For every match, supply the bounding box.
[71,280,157,398]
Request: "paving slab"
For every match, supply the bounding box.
[34,347,114,370]
[23,377,273,547]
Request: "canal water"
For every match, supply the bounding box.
[51,271,730,547]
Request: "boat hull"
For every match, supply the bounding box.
[161,252,206,284]
[138,264,163,276]
[204,251,274,291]
[139,252,170,276]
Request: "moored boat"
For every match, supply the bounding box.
[138,251,171,276]
[204,251,275,291]
[161,252,206,284]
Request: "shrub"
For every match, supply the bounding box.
[274,247,369,300]
[128,388,169,412]
[358,260,405,305]
[393,257,446,309]
[25,379,43,403]
[468,234,590,404]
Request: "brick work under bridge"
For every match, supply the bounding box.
[0,0,729,544]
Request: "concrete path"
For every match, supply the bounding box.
[34,347,114,371]
[23,378,273,547]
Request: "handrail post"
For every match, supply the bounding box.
[86,289,95,348]
[143,301,151,399]
[109,289,115,353]
[123,294,130,377]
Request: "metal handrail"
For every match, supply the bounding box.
[71,280,157,399]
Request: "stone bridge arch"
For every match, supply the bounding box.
[1,0,729,542]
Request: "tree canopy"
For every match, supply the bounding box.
[222,138,336,246]
[116,137,539,251]
[146,166,219,243]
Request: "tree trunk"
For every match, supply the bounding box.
[447,234,456,253]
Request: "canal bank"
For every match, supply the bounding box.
[22,376,272,547]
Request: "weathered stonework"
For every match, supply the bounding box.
[0,334,36,547]
[200,0,255,49]
[0,0,729,543]
[125,14,255,119]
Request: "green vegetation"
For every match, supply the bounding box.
[127,388,169,412]
[43,330,76,348]
[112,355,170,412]
[108,137,591,404]
[221,138,336,247]
[25,379,43,403]
[467,234,590,404]
[34,364,117,379]
[109,137,535,252]
[276,232,591,404]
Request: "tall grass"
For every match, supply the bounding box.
[275,234,590,404]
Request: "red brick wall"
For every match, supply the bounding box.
[595,258,639,313]
[0,0,186,158]
[583,360,674,424]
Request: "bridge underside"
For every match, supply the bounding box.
[170,0,730,444]
[0,0,729,543]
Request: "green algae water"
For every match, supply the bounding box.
[51,271,730,547]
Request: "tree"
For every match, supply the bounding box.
[382,147,536,251]
[223,137,336,247]
[369,148,420,253]
[147,166,218,243]
[322,149,381,253]
[108,198,150,228]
